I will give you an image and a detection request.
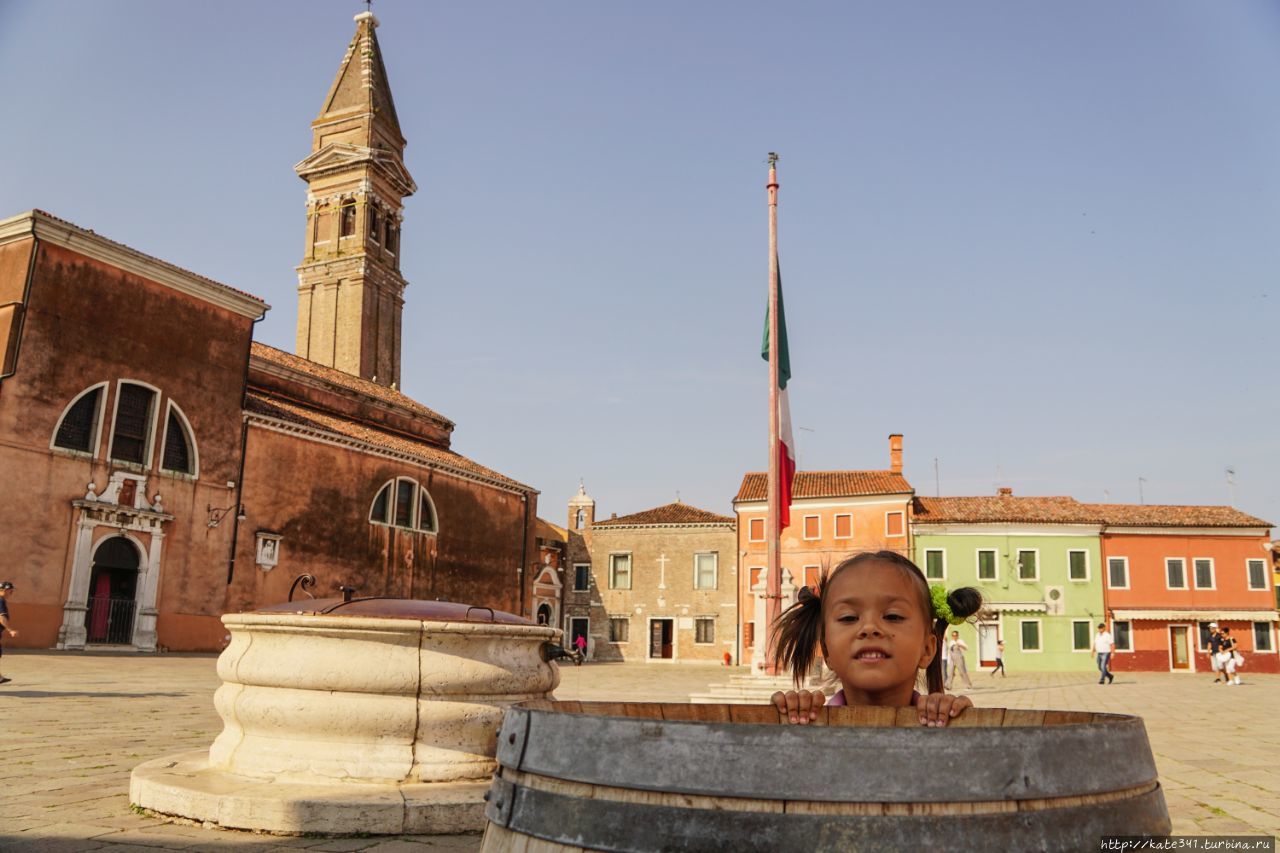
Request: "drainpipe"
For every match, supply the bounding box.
[519,492,530,617]
[226,315,263,586]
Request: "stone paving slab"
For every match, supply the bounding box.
[1,651,1277,849]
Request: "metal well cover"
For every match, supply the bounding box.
[254,597,532,624]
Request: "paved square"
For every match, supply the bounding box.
[1,652,1276,850]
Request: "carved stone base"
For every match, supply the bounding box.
[131,751,486,835]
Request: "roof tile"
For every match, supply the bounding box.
[592,502,735,527]
[1083,503,1272,529]
[251,342,453,428]
[913,496,1100,524]
[736,471,913,502]
[244,391,529,492]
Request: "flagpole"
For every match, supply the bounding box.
[765,153,782,675]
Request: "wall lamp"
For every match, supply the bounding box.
[208,503,246,528]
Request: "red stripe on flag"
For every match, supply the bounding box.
[777,439,795,531]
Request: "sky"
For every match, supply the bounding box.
[1,1,1277,529]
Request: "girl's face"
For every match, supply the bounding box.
[821,560,937,704]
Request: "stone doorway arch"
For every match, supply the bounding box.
[537,603,552,625]
[85,537,140,644]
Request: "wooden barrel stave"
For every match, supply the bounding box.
[483,702,1171,853]
[485,776,1169,853]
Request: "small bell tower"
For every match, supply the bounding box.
[568,482,595,532]
[294,10,417,387]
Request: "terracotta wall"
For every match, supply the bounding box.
[228,424,535,617]
[1109,620,1278,674]
[1102,533,1274,611]
[0,239,253,650]
[736,497,913,659]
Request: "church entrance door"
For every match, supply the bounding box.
[648,618,674,660]
[85,538,140,645]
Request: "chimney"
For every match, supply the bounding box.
[997,487,1013,496]
[888,434,903,474]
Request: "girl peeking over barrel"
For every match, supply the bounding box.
[771,550,983,727]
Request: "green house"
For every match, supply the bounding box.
[912,492,1106,674]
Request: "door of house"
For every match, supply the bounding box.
[85,537,140,645]
[977,621,1000,667]
[649,619,674,659]
[568,618,589,656]
[1170,626,1191,670]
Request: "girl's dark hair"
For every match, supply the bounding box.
[771,550,982,694]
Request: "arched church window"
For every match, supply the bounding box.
[575,509,585,530]
[369,478,438,533]
[384,220,398,254]
[109,382,158,466]
[368,206,381,243]
[339,198,357,238]
[53,383,107,454]
[159,402,198,476]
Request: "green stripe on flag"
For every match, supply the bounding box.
[760,262,791,390]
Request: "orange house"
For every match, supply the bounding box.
[733,434,914,671]
[1088,504,1276,674]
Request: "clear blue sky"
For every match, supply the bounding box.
[2,1,1277,528]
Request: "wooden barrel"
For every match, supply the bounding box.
[481,700,1169,853]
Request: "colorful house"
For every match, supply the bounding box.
[1086,504,1276,674]
[912,491,1105,674]
[734,435,914,671]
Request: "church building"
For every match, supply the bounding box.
[0,11,539,651]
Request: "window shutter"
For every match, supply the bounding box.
[54,388,102,452]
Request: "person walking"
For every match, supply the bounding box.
[1095,622,1115,684]
[1219,626,1242,685]
[945,630,972,690]
[1208,623,1227,683]
[991,639,1006,677]
[0,581,17,685]
[572,631,587,663]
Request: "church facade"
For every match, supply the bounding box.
[0,12,539,651]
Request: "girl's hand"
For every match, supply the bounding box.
[771,689,826,724]
[916,692,972,727]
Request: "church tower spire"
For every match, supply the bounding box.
[294,10,417,387]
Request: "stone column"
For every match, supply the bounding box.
[133,529,165,652]
[57,515,98,650]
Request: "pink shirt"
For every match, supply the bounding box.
[827,689,921,706]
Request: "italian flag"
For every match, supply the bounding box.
[762,265,796,531]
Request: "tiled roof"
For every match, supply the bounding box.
[735,471,913,503]
[913,496,1102,525]
[251,343,453,428]
[244,391,530,492]
[535,518,567,542]
[1083,504,1272,529]
[911,496,1272,529]
[592,502,735,527]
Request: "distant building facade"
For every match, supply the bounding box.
[1091,504,1276,674]
[560,490,737,663]
[912,491,1106,674]
[734,435,914,670]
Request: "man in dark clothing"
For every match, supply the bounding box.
[0,581,16,685]
[1207,622,1226,684]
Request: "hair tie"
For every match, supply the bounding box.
[929,584,966,626]
[797,585,820,605]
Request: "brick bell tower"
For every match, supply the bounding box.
[294,10,416,387]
